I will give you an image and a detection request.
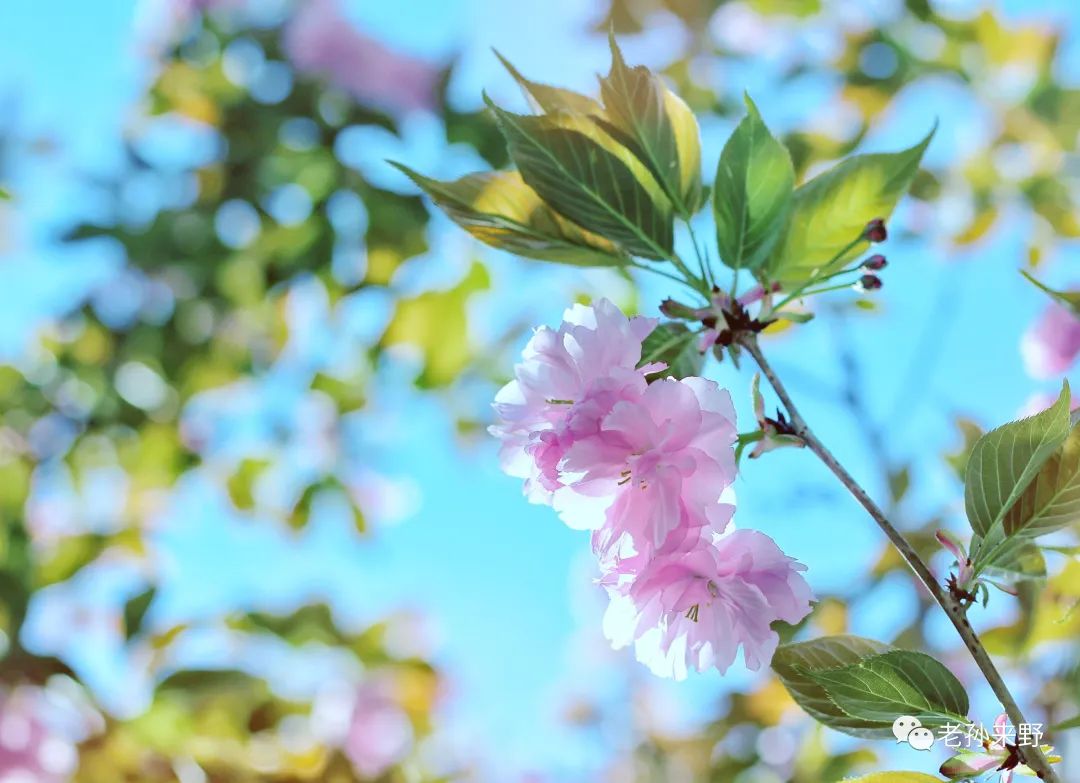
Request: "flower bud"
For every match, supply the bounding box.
[863,218,887,243]
[659,298,703,320]
[857,274,883,292]
[862,254,887,271]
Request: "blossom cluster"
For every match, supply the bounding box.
[491,299,813,679]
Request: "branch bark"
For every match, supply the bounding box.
[739,334,1059,783]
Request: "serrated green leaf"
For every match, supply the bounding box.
[766,126,934,286]
[967,383,1072,566]
[493,51,603,115]
[714,94,794,272]
[806,650,969,729]
[488,100,674,258]
[1002,417,1080,539]
[393,164,626,266]
[639,322,703,380]
[1021,270,1080,318]
[599,34,702,216]
[772,634,895,738]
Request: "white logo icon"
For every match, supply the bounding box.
[908,726,936,751]
[892,715,922,743]
[892,716,936,751]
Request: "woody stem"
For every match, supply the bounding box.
[738,334,1059,783]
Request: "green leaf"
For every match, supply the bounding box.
[713,94,794,272]
[488,99,674,259]
[981,540,1047,583]
[1021,270,1080,318]
[1050,713,1080,732]
[34,533,109,587]
[599,34,702,215]
[638,322,703,380]
[806,650,969,728]
[392,164,626,266]
[124,587,156,639]
[1002,416,1080,539]
[772,634,895,738]
[227,457,271,510]
[966,382,1072,560]
[766,126,934,286]
[493,51,603,115]
[228,603,390,663]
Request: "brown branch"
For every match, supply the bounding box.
[739,334,1060,783]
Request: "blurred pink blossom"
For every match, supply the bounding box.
[284,0,439,115]
[602,529,813,680]
[1020,301,1080,379]
[0,687,77,782]
[342,681,413,779]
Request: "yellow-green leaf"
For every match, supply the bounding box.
[494,51,603,115]
[966,382,1072,569]
[600,34,702,215]
[488,99,674,258]
[392,164,626,266]
[766,126,934,286]
[1002,415,1080,539]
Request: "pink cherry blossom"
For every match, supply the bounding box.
[284,0,440,116]
[1021,301,1080,379]
[564,376,738,553]
[602,529,813,680]
[490,299,659,508]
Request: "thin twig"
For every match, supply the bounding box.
[684,219,714,290]
[627,260,706,296]
[739,334,1060,783]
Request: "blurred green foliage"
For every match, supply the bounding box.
[0,0,1077,780]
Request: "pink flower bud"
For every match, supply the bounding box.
[863,218,887,242]
[858,274,883,291]
[862,254,887,271]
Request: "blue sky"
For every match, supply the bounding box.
[2,0,1080,780]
